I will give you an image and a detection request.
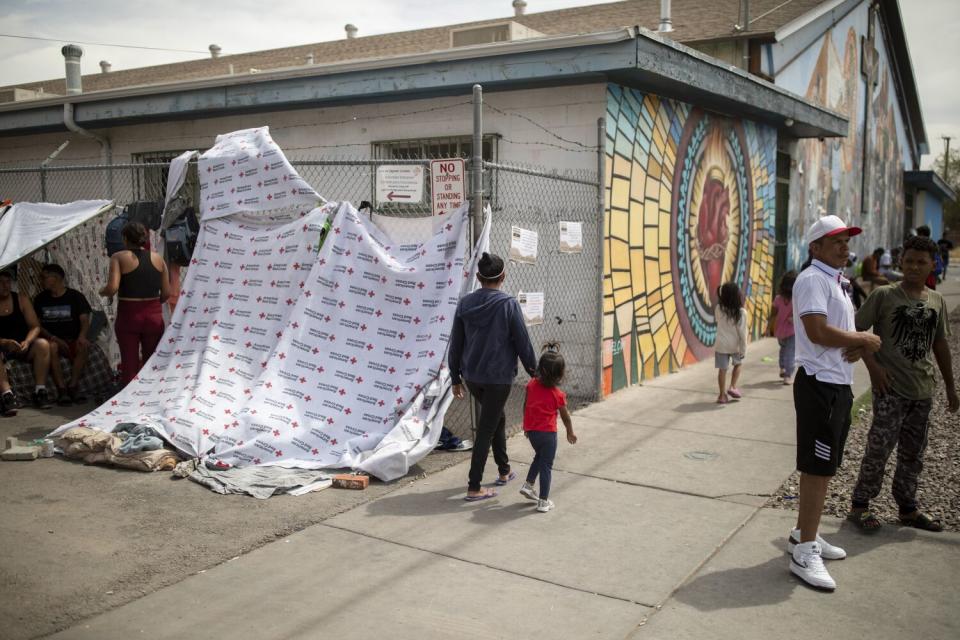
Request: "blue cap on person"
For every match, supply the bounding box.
[805,214,862,246]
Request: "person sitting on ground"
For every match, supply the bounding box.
[860,247,889,289]
[33,263,93,405]
[879,248,903,283]
[0,353,17,417]
[0,269,56,409]
[847,234,957,533]
[99,222,171,386]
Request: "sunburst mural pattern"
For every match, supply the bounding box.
[602,84,777,396]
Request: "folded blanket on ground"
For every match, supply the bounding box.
[55,426,179,471]
[175,461,332,499]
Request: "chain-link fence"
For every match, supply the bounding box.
[0,157,603,440]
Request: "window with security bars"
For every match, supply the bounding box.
[372,135,499,212]
[131,150,196,205]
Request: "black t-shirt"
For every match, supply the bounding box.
[33,288,92,341]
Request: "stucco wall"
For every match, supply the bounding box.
[771,1,912,268]
[601,84,777,395]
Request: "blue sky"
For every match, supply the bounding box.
[0,0,956,167]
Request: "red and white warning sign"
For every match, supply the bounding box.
[430,158,466,216]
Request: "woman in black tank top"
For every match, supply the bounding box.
[100,222,171,385]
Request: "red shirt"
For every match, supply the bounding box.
[523,378,566,433]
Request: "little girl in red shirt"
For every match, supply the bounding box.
[520,345,577,512]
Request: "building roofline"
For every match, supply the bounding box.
[904,171,957,204]
[0,26,847,140]
[876,0,927,158]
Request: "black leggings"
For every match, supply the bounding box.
[465,381,512,492]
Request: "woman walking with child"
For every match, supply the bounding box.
[714,281,747,404]
[449,252,538,501]
[520,344,577,513]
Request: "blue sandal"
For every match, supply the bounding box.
[494,471,516,486]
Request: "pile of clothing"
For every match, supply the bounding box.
[56,424,179,472]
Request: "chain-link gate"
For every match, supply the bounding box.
[0,154,604,441]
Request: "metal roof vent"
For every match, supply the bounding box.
[61,44,83,95]
[305,53,315,65]
[209,44,222,59]
[345,24,358,39]
[658,0,674,33]
[513,0,527,16]
[99,60,112,74]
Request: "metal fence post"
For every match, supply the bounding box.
[39,166,47,201]
[595,117,606,400]
[471,84,484,247]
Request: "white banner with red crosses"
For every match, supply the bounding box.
[51,200,474,480]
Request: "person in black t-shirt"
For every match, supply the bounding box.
[34,264,92,404]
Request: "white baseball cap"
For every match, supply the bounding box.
[805,215,862,246]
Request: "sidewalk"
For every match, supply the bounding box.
[48,279,960,640]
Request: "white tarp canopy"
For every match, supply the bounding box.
[0,200,114,271]
[51,128,483,482]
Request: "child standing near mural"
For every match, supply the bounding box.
[520,344,577,513]
[715,282,747,404]
[768,271,797,385]
[449,252,538,502]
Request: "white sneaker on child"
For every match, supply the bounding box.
[536,498,554,513]
[519,483,539,501]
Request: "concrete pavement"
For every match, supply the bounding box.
[47,279,960,640]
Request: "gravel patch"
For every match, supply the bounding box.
[768,306,960,532]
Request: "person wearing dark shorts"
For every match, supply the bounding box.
[788,215,881,591]
[0,269,56,409]
[449,252,537,501]
[34,263,93,404]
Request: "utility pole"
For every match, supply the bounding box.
[943,135,953,183]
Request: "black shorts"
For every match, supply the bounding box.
[794,367,853,476]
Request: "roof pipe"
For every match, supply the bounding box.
[64,102,113,198]
[658,0,673,33]
[62,44,83,95]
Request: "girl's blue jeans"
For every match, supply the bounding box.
[525,430,558,500]
[778,335,796,377]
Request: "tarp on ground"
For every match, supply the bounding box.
[0,200,114,270]
[51,127,477,481]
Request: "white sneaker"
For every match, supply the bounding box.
[790,541,836,591]
[787,529,846,560]
[519,483,539,501]
[536,498,554,513]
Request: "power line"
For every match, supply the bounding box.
[0,33,209,55]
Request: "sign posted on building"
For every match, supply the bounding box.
[375,165,424,205]
[430,158,466,215]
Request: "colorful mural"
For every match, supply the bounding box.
[602,84,777,395]
[778,4,909,268]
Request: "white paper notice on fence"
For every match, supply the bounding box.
[518,291,544,326]
[509,226,538,264]
[558,221,583,253]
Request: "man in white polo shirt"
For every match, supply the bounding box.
[788,215,882,591]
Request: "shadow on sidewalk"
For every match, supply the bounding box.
[672,527,932,610]
[361,481,538,525]
[672,400,728,413]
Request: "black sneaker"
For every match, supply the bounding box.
[0,392,16,417]
[56,388,73,406]
[33,388,53,410]
[68,386,87,404]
